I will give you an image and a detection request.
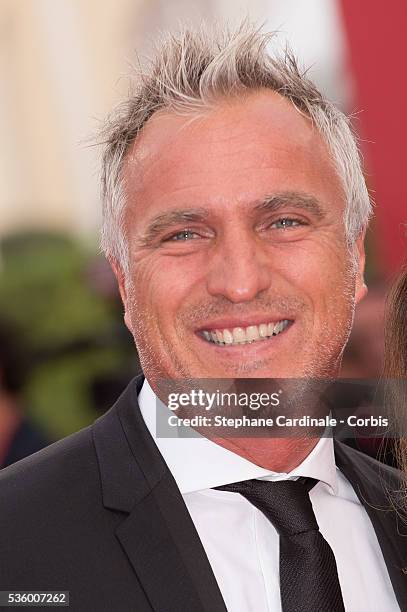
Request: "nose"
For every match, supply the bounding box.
[206,230,272,303]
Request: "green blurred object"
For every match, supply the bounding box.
[0,231,134,439]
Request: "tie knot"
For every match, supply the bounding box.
[216,478,318,536]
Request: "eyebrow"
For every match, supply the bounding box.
[137,191,325,247]
[138,208,209,246]
[254,192,326,220]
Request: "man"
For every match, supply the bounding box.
[0,23,405,611]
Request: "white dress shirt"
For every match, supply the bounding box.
[139,379,399,612]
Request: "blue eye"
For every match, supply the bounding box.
[271,218,302,229]
[168,230,199,241]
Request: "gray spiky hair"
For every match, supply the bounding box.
[99,21,371,273]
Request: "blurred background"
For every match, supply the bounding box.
[0,0,406,466]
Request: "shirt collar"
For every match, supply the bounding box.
[138,378,338,496]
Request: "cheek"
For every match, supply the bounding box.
[128,255,203,331]
[277,241,356,316]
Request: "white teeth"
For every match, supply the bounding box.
[216,330,224,344]
[223,329,233,344]
[232,327,246,343]
[246,325,259,342]
[259,323,268,338]
[281,320,289,332]
[202,320,291,345]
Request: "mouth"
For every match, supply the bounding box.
[198,319,293,347]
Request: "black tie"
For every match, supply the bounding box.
[216,478,345,612]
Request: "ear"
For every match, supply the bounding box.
[109,257,132,333]
[354,229,368,305]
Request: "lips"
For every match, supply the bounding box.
[200,319,292,346]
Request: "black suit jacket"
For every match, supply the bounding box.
[2,418,50,469]
[0,376,406,611]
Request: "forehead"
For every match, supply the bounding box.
[123,89,344,219]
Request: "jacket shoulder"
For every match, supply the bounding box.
[0,424,97,511]
[335,440,405,509]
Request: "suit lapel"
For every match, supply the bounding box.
[93,377,227,612]
[93,377,407,610]
[335,440,407,610]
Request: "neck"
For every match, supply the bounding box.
[210,436,319,473]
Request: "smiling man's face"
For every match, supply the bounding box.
[116,90,366,387]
